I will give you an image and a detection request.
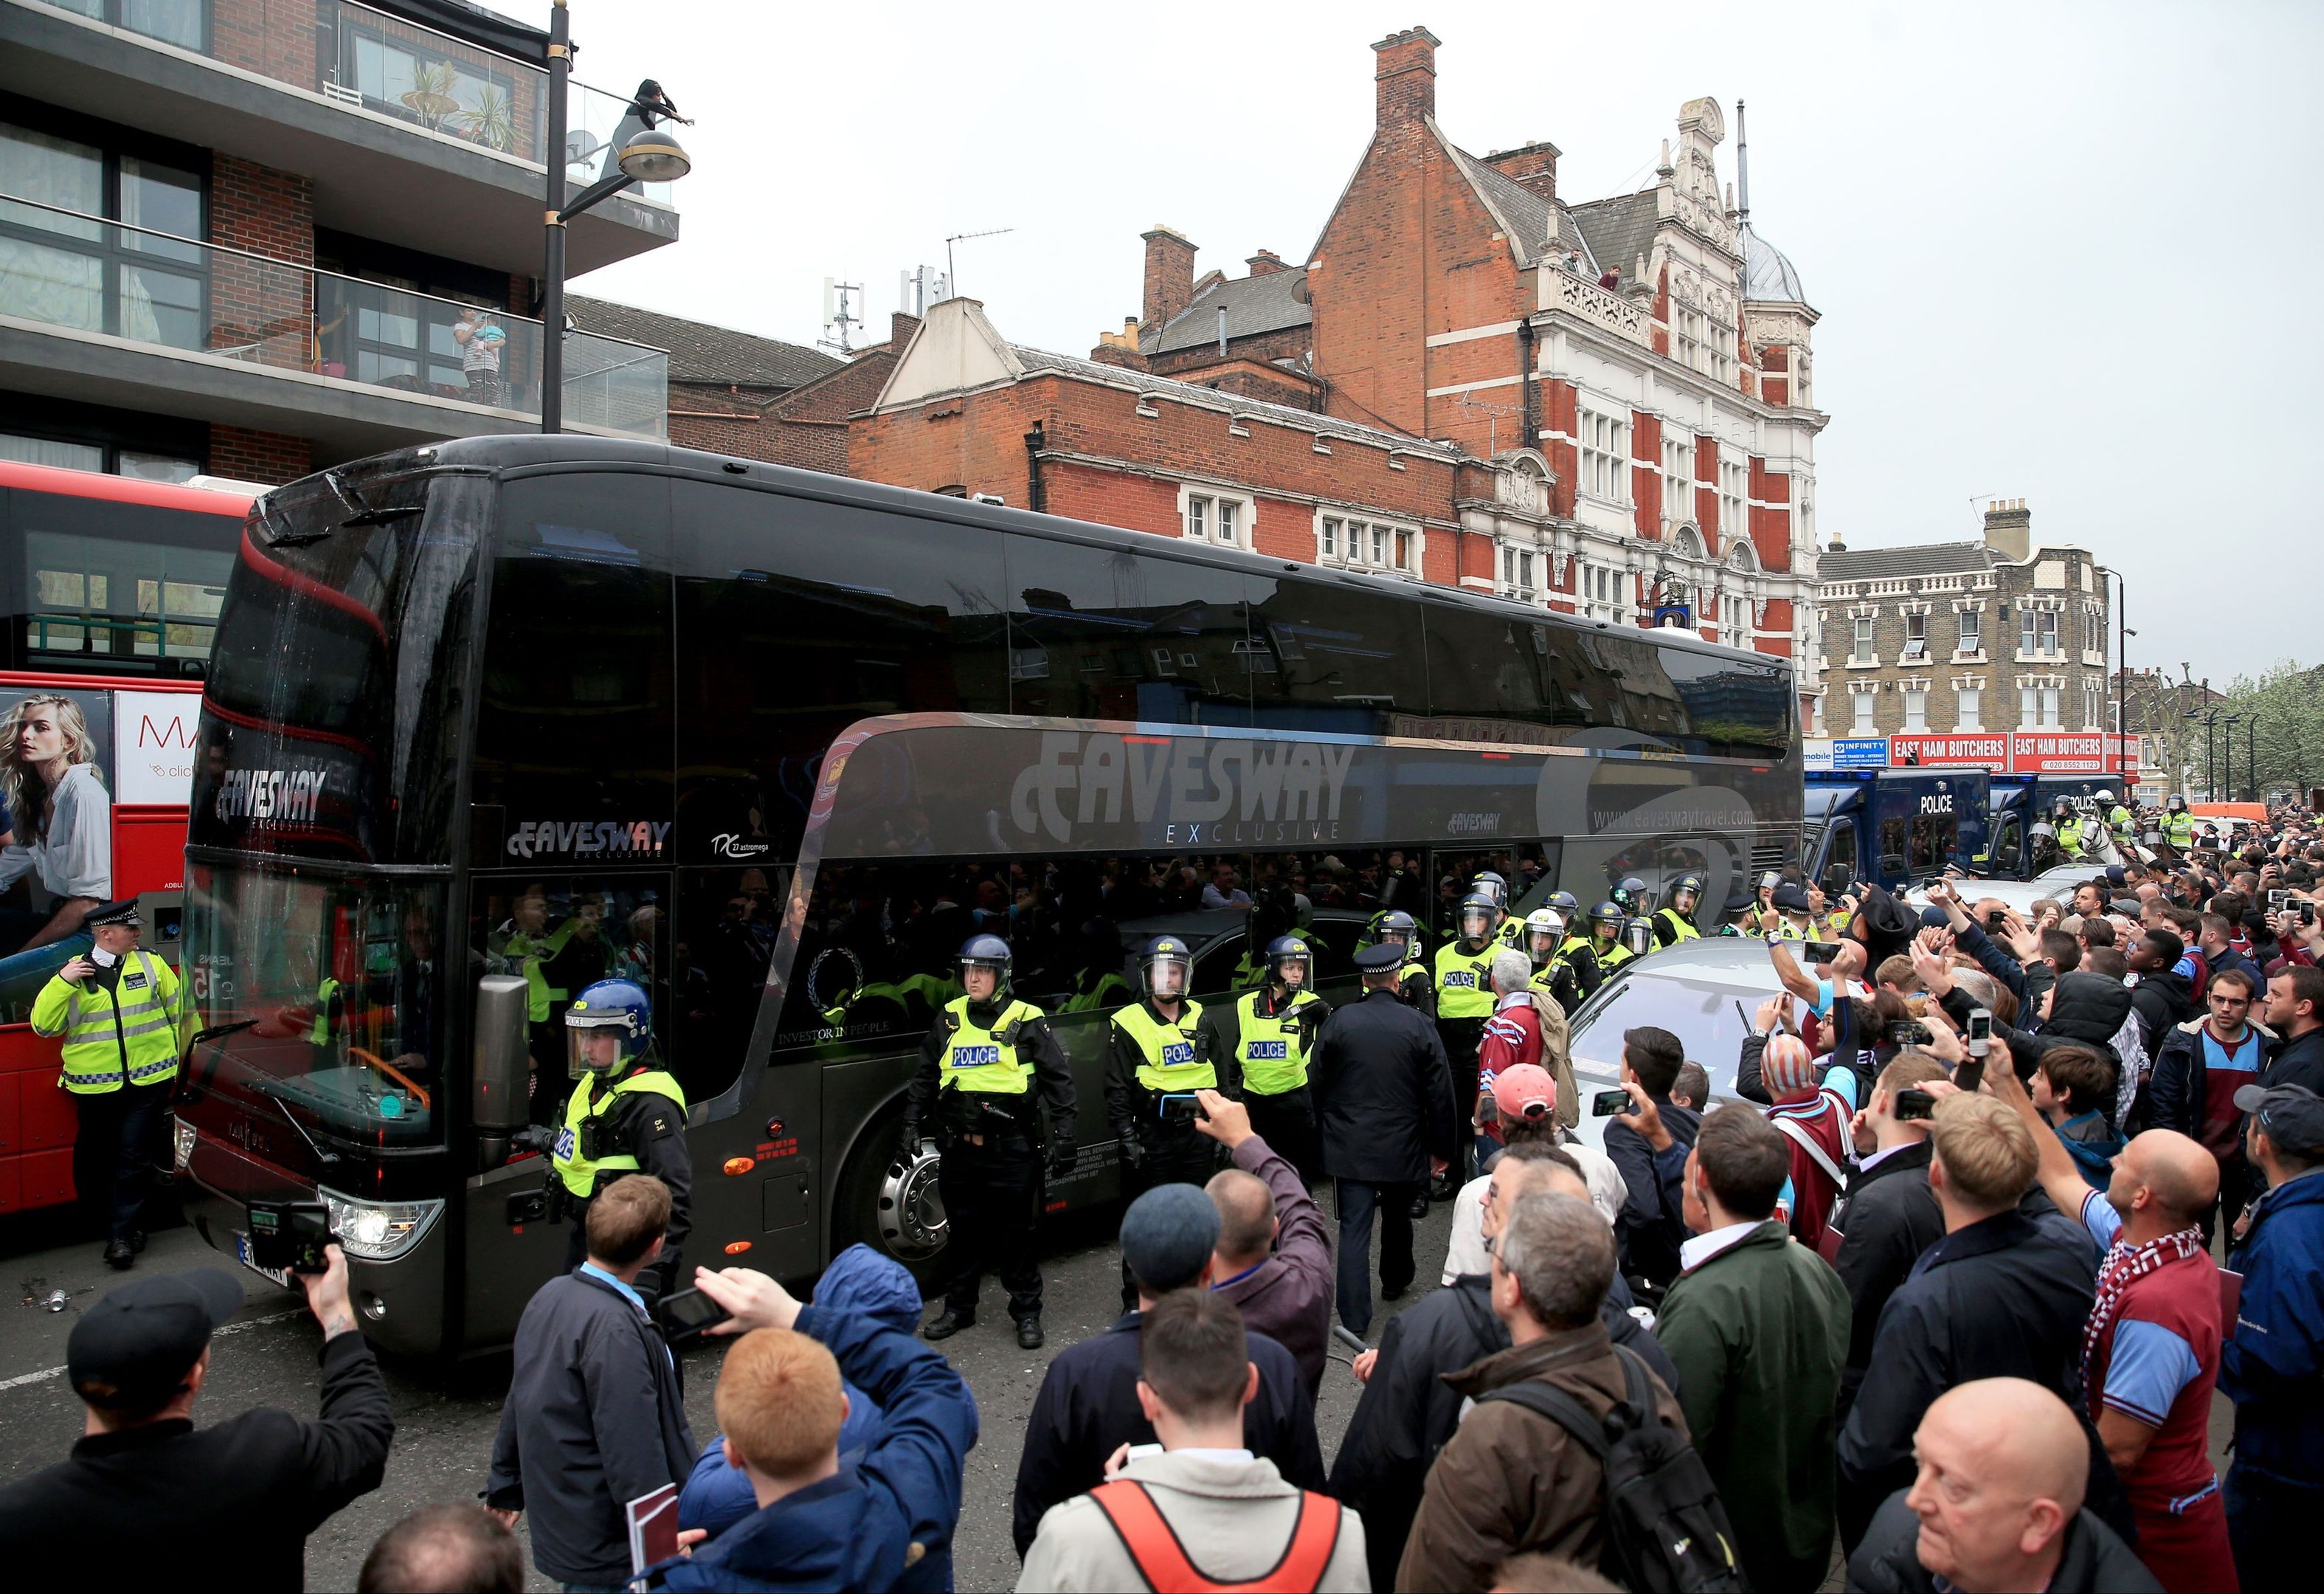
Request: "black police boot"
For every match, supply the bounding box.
[1015,1315,1045,1350]
[1407,1192,1431,1221]
[103,1237,134,1269]
[923,1308,975,1341]
[127,1228,148,1256]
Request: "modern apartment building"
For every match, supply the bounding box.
[0,0,678,486]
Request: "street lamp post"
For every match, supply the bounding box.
[2248,714,2260,804]
[2224,717,2240,807]
[539,2,691,433]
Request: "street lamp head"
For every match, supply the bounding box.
[619,123,691,183]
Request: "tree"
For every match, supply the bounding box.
[2198,660,2324,801]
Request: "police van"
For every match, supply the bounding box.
[1983,775,2132,877]
[1804,767,1991,895]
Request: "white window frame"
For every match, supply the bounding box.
[1956,686,1982,731]
[1661,434,1692,532]
[1852,687,1878,736]
[1902,610,1929,662]
[1313,505,1420,576]
[1956,607,1982,658]
[1718,455,1749,546]
[1180,483,1255,551]
[1498,542,1539,603]
[1902,688,1929,732]
[1578,406,1630,506]
[1852,614,1875,664]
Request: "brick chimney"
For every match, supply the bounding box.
[1245,249,1286,277]
[1141,225,1197,334]
[1982,497,2031,562]
[1372,26,1439,126]
[1482,140,1560,201]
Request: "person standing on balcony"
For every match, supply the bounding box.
[454,306,505,407]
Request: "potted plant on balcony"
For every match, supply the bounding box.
[456,84,516,152]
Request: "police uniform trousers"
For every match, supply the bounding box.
[1434,1016,1487,1184]
[1118,1131,1222,1311]
[1245,1087,1322,1193]
[936,1128,1043,1322]
[73,1080,170,1243]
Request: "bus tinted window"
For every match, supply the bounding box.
[4,486,233,673]
[671,480,1009,859]
[1001,534,1256,726]
[1659,644,1794,760]
[1246,572,1431,737]
[1419,605,1585,741]
[476,475,674,840]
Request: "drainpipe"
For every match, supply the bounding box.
[1024,421,1047,514]
[1517,318,1539,458]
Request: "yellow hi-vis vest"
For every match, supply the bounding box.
[1237,988,1324,1096]
[554,1068,687,1198]
[1112,1001,1213,1092]
[34,950,181,1094]
[1065,970,1131,1012]
[1595,936,1636,974]
[936,996,1045,1094]
[2164,811,2195,849]
[1434,939,1498,1018]
[307,976,342,1046]
[1653,908,1701,945]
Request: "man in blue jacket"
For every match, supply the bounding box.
[2220,1082,2324,1592]
[647,1262,978,1592]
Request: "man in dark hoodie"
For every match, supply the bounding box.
[1601,1025,1700,1288]
[1329,1145,1677,1593]
[1914,942,2134,1086]
[647,1263,978,1593]
[2128,929,2199,1063]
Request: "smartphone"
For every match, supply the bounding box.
[657,1286,733,1344]
[1158,1092,1200,1125]
[1124,1443,1166,1462]
[1591,1088,1631,1117]
[1760,872,1780,891]
[1965,1007,1993,1058]
[1954,1057,1987,1095]
[2270,889,2289,910]
[1894,1088,1936,1122]
[1887,1021,1933,1048]
[2302,902,2317,927]
[246,1199,332,1274]
[1802,940,1841,966]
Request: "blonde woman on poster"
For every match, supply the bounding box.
[0,692,111,956]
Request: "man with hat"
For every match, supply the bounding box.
[1010,1182,1325,1559]
[1766,881,1813,939]
[1715,891,1760,936]
[2218,1082,2324,1590]
[1310,942,1457,1337]
[0,1246,393,1585]
[30,897,180,1268]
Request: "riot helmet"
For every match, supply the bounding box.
[566,978,651,1077]
[1523,908,1566,963]
[1588,900,1624,940]
[957,932,1012,1002]
[2168,793,2186,812]
[1372,909,1419,953]
[1456,892,1497,945]
[1611,875,1650,913]
[1545,890,1581,917]
[1141,934,1193,1002]
[1668,873,1705,916]
[1470,872,1509,911]
[1266,934,1312,990]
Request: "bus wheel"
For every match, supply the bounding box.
[834,1118,949,1278]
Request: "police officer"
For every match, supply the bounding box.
[1363,908,1435,1012]
[1715,891,1759,936]
[1609,874,1652,920]
[1104,934,1220,1310]
[2162,793,2197,852]
[1207,934,1329,1187]
[2054,797,2089,860]
[546,979,691,1301]
[901,934,1075,1349]
[1472,872,1521,948]
[1652,874,1706,947]
[1430,892,1499,1185]
[1765,882,1815,939]
[32,900,179,1269]
[1519,908,1582,1015]
[2097,787,2137,849]
[1585,899,1637,980]
[1554,898,1608,1000]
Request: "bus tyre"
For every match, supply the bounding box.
[834,1112,949,1282]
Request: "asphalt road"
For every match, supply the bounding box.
[0,1196,2241,1593]
[0,1195,1445,1591]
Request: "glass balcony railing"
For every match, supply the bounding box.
[27,0,674,204]
[0,193,668,435]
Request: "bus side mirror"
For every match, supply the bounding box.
[473,976,530,1161]
[1822,863,1853,899]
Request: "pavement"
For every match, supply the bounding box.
[0,1193,2243,1593]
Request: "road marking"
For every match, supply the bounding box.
[0,1307,307,1394]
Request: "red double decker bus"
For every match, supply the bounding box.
[0,461,253,1216]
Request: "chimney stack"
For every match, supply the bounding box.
[1481,140,1560,202]
[1245,249,1287,277]
[1372,27,1439,127]
[1982,497,2031,562]
[1141,225,1198,334]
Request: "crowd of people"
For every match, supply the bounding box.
[4,807,2320,1594]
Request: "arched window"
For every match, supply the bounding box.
[1671,524,1706,562]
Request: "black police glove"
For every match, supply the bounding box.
[898,1119,924,1162]
[1120,1136,1146,1171]
[1048,1139,1077,1178]
[511,1124,554,1156]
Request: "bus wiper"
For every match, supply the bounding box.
[339,505,422,526]
[191,1018,259,1046]
[269,1097,340,1167]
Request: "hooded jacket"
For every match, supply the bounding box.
[2128,967,2197,1058]
[645,1305,977,1594]
[678,1244,955,1584]
[1945,971,2132,1083]
[2148,1015,2276,1151]
[2221,1168,2324,1486]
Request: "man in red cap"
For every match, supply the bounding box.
[1439,1062,1628,1280]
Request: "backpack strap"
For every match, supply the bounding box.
[1475,1378,1614,1463]
[1768,1111,1849,1192]
[1087,1480,1343,1593]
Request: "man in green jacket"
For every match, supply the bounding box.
[1656,1102,1851,1594]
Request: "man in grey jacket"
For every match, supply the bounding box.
[1016,1289,1366,1593]
[487,1175,696,1590]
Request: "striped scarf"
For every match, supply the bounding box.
[2081,1221,2206,1401]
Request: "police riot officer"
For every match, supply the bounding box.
[1208,934,1329,1187]
[1471,872,1521,948]
[32,900,179,1269]
[2097,787,2137,849]
[2053,797,2089,860]
[1585,899,1637,980]
[1554,894,1608,1000]
[1430,892,1499,1186]
[2162,794,2196,852]
[1609,874,1652,921]
[901,934,1076,1349]
[1652,874,1706,948]
[1104,934,1222,1309]
[1363,908,1435,1012]
[546,979,691,1301]
[1520,908,1581,1015]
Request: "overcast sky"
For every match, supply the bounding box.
[546,1,2319,687]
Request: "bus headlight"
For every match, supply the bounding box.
[319,1189,443,1261]
[172,1116,196,1171]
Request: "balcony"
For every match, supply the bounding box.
[0,193,667,458]
[1,0,677,276]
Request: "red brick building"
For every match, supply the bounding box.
[848,25,1829,712]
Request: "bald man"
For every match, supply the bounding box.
[1847,1378,2159,1593]
[1195,1089,1332,1395]
[1994,1062,2234,1593]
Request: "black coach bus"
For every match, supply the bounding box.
[169,436,1800,1356]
